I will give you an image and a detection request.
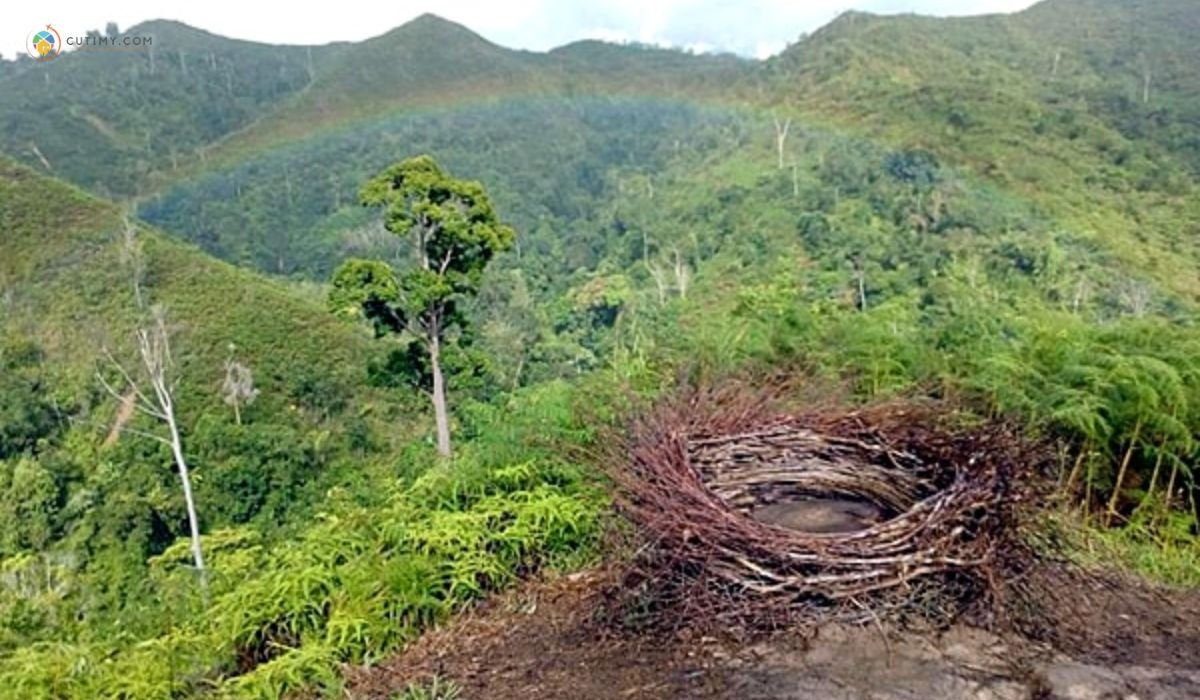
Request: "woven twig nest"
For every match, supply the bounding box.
[609,383,1043,626]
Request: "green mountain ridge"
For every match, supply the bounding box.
[762,0,1200,300]
[1,1,1199,696]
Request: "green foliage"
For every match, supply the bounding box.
[331,156,516,454]
[0,459,60,554]
[0,21,330,198]
[2,3,1200,695]
[1050,509,1200,589]
[393,676,462,700]
[139,99,740,279]
[0,379,603,699]
[0,336,61,459]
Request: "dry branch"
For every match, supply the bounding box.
[604,383,1049,630]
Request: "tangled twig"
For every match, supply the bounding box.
[604,382,1049,629]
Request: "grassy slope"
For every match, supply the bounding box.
[199,16,750,169]
[0,156,388,420]
[0,21,341,199]
[135,0,1199,308]
[762,0,1200,300]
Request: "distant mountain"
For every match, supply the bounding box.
[0,22,340,198]
[188,15,751,165]
[0,14,746,199]
[1,0,1196,300]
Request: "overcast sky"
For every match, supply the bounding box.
[4,0,1039,62]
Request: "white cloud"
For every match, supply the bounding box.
[1,0,1040,62]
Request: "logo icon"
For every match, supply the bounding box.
[27,24,62,61]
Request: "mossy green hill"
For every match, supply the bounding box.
[0,156,383,411]
[0,1,1198,696]
[762,0,1200,299]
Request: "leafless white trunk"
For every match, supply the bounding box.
[1119,279,1152,317]
[1051,48,1062,77]
[119,216,145,308]
[672,248,690,300]
[99,308,206,590]
[852,255,867,311]
[97,223,207,590]
[646,261,668,304]
[29,143,53,171]
[773,116,792,170]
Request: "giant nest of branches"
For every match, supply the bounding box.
[606,383,1053,629]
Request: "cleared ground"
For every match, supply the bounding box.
[347,570,1200,700]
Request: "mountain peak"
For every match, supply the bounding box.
[387,12,486,41]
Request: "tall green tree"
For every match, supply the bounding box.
[331,155,514,456]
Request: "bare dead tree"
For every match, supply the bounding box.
[1140,52,1153,105]
[646,261,669,304]
[97,222,207,591]
[773,116,791,170]
[672,248,690,300]
[119,216,145,308]
[222,345,259,426]
[98,307,206,591]
[851,254,868,312]
[28,143,53,171]
[1119,279,1152,317]
[1051,48,1062,77]
[791,158,800,199]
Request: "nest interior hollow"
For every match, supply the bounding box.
[689,424,945,528]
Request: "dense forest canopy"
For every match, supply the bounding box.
[0,0,1197,697]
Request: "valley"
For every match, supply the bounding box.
[0,1,1197,697]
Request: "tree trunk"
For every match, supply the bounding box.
[1064,444,1087,494]
[774,117,791,170]
[1106,417,1142,524]
[511,353,526,391]
[1140,440,1166,515]
[166,408,207,591]
[429,334,452,458]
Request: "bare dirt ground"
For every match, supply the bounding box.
[346,570,1200,700]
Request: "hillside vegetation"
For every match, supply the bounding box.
[0,0,1197,697]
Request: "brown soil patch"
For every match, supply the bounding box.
[346,570,736,699]
[345,569,1200,700]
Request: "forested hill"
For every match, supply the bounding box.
[0,14,746,200]
[761,0,1200,300]
[2,0,1196,294]
[1,1,1199,695]
[0,21,338,199]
